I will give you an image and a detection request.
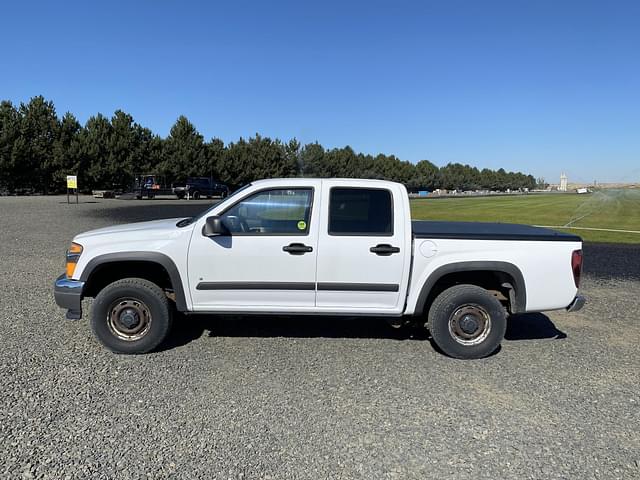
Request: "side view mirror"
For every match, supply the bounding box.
[202,215,230,237]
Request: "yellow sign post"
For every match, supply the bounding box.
[66,175,78,204]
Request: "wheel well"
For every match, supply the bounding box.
[422,270,519,315]
[83,261,174,299]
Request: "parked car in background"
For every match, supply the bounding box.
[172,177,229,200]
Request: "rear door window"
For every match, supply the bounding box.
[328,188,393,236]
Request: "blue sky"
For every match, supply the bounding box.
[1,0,638,183]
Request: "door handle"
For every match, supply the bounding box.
[370,244,400,256]
[283,243,313,255]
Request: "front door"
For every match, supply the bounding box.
[188,184,319,311]
[315,183,408,312]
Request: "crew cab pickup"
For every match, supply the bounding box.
[172,177,229,200]
[54,178,585,359]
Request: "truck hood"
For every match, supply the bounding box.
[75,218,186,239]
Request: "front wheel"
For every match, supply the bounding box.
[428,284,506,359]
[91,278,172,354]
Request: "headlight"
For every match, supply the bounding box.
[66,242,83,278]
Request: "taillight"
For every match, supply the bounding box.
[571,249,583,288]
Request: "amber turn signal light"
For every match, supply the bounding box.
[68,243,83,254]
[66,242,83,278]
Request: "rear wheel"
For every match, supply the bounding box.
[428,284,506,359]
[191,190,201,200]
[91,278,172,354]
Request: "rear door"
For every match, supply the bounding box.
[315,181,410,313]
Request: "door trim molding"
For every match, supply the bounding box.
[317,282,399,292]
[196,282,315,290]
[195,282,400,292]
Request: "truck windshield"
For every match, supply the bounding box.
[176,184,252,227]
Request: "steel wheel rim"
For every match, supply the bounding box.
[107,298,152,341]
[448,304,491,346]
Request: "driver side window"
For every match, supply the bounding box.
[221,188,313,235]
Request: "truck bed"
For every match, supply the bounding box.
[412,220,581,242]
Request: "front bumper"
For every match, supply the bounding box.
[54,274,85,319]
[566,294,586,312]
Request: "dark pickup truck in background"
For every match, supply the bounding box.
[172,177,229,200]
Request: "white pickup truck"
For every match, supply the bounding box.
[54,178,585,359]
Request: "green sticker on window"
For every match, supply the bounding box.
[297,220,307,230]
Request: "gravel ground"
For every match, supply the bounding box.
[1,196,638,480]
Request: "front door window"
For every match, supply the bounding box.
[221,188,313,235]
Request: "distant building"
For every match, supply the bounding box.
[559,173,568,192]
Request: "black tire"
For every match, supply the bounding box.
[91,278,172,354]
[176,193,185,200]
[135,195,143,200]
[428,284,506,359]
[191,190,200,200]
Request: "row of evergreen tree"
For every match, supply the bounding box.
[0,96,537,193]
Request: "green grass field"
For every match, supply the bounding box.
[410,190,640,244]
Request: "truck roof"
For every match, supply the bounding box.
[250,178,404,188]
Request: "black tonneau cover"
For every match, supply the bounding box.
[412,221,581,242]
